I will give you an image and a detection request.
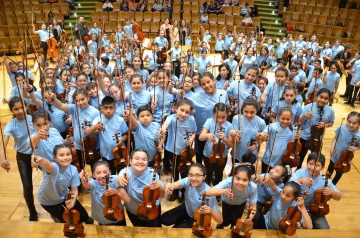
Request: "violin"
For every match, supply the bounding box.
[261,196,274,215]
[83,34,91,46]
[67,127,81,172]
[279,191,308,236]
[101,175,124,221]
[232,208,256,238]
[137,164,160,221]
[178,130,195,174]
[209,126,226,167]
[62,190,84,237]
[282,124,302,167]
[310,172,332,216]
[227,96,236,122]
[153,140,162,166]
[28,103,39,115]
[334,136,355,174]
[112,132,128,168]
[82,120,101,163]
[306,107,325,153]
[192,192,212,238]
[47,37,60,59]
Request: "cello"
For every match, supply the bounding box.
[131,20,146,41]
[112,132,128,168]
[178,130,195,174]
[192,192,213,238]
[62,190,84,238]
[282,124,302,167]
[334,122,355,173]
[101,175,124,221]
[137,164,160,221]
[306,107,325,153]
[279,191,308,236]
[82,120,101,163]
[232,208,256,238]
[66,127,81,172]
[310,172,332,216]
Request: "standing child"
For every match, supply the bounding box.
[36,144,93,224]
[117,149,165,227]
[0,97,38,221]
[86,96,128,175]
[327,111,360,185]
[206,165,257,229]
[161,163,223,227]
[79,161,127,226]
[323,63,340,106]
[290,152,341,229]
[216,63,233,90]
[32,23,50,64]
[159,99,196,200]
[199,103,234,190]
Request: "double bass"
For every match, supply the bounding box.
[101,175,124,221]
[232,208,256,238]
[178,130,195,174]
[137,164,160,221]
[279,192,308,236]
[62,190,84,237]
[310,172,332,216]
[192,192,212,238]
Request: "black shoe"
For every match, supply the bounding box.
[168,194,179,202]
[340,94,347,98]
[351,104,355,109]
[50,213,62,223]
[29,213,38,221]
[216,224,225,229]
[85,217,94,224]
[177,196,184,204]
[344,101,351,105]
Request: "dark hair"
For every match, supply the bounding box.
[241,98,259,113]
[73,88,89,102]
[261,46,269,55]
[296,83,304,93]
[281,86,297,104]
[76,72,88,82]
[101,95,115,106]
[347,111,360,123]
[137,104,153,117]
[92,160,110,175]
[8,96,23,111]
[278,107,293,118]
[307,152,326,168]
[289,65,297,71]
[213,102,228,114]
[216,63,231,81]
[130,149,149,161]
[32,110,51,123]
[53,144,71,157]
[131,54,144,69]
[274,164,289,183]
[177,99,194,111]
[130,74,144,83]
[60,68,70,78]
[316,88,331,98]
[246,65,260,76]
[275,67,288,76]
[313,67,323,74]
[101,56,110,65]
[86,82,97,91]
[230,165,251,180]
[329,63,338,70]
[42,86,59,112]
[201,72,215,82]
[258,76,268,85]
[188,163,206,176]
[157,69,171,80]
[314,59,322,65]
[284,181,301,198]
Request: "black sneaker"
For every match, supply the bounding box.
[168,194,179,202]
[340,94,347,98]
[29,213,38,221]
[344,101,351,105]
[216,224,225,229]
[351,104,355,109]
[85,217,94,224]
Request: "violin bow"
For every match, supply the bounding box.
[98,17,105,62]
[75,99,87,178]
[170,117,178,195]
[213,94,222,142]
[265,130,279,175]
[70,26,81,72]
[237,81,242,143]
[125,92,132,178]
[153,46,157,113]
[160,71,167,125]
[0,55,9,172]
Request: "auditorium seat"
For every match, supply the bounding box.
[0,36,10,54]
[35,13,46,24]
[14,4,24,14]
[183,4,191,13]
[142,21,150,33]
[99,12,109,22]
[109,12,118,22]
[60,3,69,16]
[143,12,152,22]
[304,5,313,14]
[152,12,160,22]
[330,7,339,17]
[208,14,217,24]
[91,12,100,23]
[16,14,27,25]
[332,26,343,38]
[317,15,327,25]
[232,6,240,16]
[296,4,304,13]
[32,4,43,14]
[118,11,126,22]
[7,15,17,25]
[42,3,51,13]
[348,9,357,20]
[192,23,200,34]
[191,4,200,13]
[150,22,159,33]
[183,12,191,23]
[226,15,234,26]
[309,15,318,24]
[7,25,19,36]
[135,12,143,22]
[51,3,61,14]
[191,13,200,23]
[323,26,334,37]
[9,36,20,54]
[54,13,64,23]
[223,6,232,16]
[172,13,180,21]
[161,12,169,21]
[217,14,225,25]
[313,24,324,35]
[112,2,120,11]
[0,25,8,37]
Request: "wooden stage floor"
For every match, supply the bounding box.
[0,57,360,236]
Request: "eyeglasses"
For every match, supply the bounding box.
[188,174,204,179]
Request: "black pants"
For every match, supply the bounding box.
[41,200,90,223]
[76,149,97,172]
[161,203,194,228]
[327,160,343,185]
[203,156,226,186]
[297,138,310,170]
[261,161,273,174]
[253,201,265,229]
[344,74,352,97]
[41,41,48,63]
[99,219,126,226]
[195,135,206,164]
[172,60,180,78]
[127,206,162,227]
[163,149,187,198]
[16,152,37,216]
[347,84,360,105]
[220,201,246,228]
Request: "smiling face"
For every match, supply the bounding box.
[132,56,142,69]
[307,159,323,178]
[347,116,360,131]
[219,66,229,79]
[130,151,148,173]
[76,75,88,89]
[82,64,91,75]
[245,69,257,84]
[188,166,205,188]
[316,92,330,107]
[200,76,216,94]
[233,171,250,191]
[74,93,89,109]
[269,165,285,182]
[281,186,296,203]
[278,110,292,128]
[130,77,143,93]
[242,105,257,120]
[54,147,73,168]
[94,164,111,184]
[11,101,25,120]
[176,104,191,121]
[109,85,121,101]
